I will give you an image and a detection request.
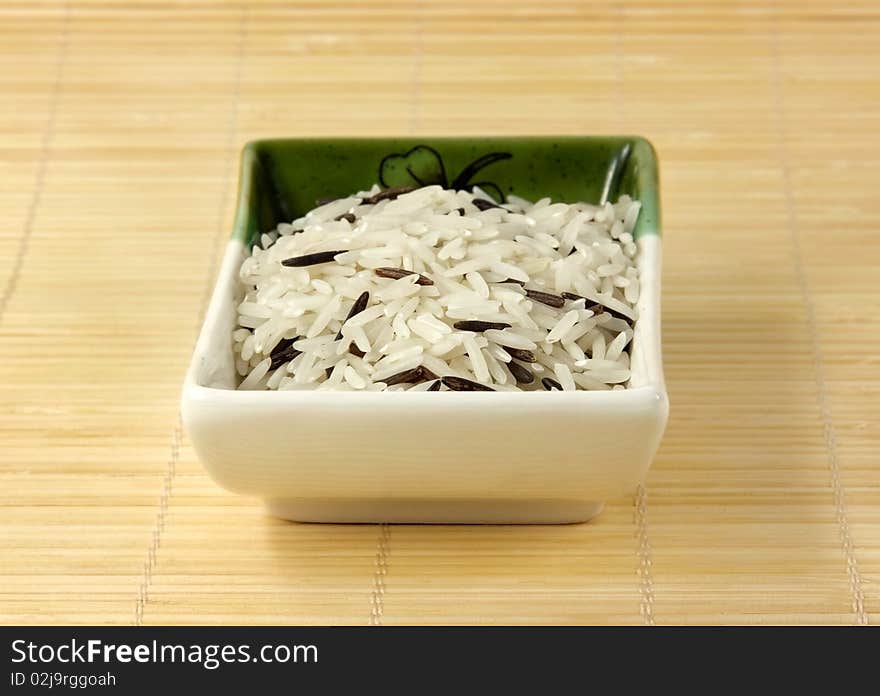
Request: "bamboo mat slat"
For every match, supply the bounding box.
[0,0,878,626]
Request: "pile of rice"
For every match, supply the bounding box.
[233,185,641,392]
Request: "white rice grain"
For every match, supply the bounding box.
[554,363,576,392]
[546,310,580,343]
[239,358,271,390]
[484,329,537,351]
[463,335,490,383]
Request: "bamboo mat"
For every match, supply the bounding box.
[1,0,877,626]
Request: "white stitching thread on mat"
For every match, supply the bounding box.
[614,0,658,627]
[368,0,425,627]
[134,8,248,626]
[634,484,656,625]
[769,10,867,625]
[0,2,70,325]
[369,523,392,626]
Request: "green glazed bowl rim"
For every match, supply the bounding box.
[230,136,660,247]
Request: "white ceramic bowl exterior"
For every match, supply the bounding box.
[182,234,667,523]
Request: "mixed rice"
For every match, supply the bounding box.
[233,185,641,392]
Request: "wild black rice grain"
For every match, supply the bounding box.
[270,337,296,357]
[453,320,511,332]
[561,292,633,323]
[441,376,495,391]
[375,267,434,286]
[281,250,348,267]
[361,186,416,205]
[384,367,425,386]
[525,288,565,308]
[507,361,534,384]
[427,380,442,391]
[336,291,370,339]
[472,198,504,211]
[541,377,563,391]
[418,366,440,381]
[502,346,536,363]
[269,344,302,371]
[382,365,440,386]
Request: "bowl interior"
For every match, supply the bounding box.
[232,136,660,249]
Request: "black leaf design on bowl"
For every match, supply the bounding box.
[378,145,512,202]
[378,145,448,189]
[449,152,511,191]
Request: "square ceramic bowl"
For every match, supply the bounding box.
[182,137,667,523]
